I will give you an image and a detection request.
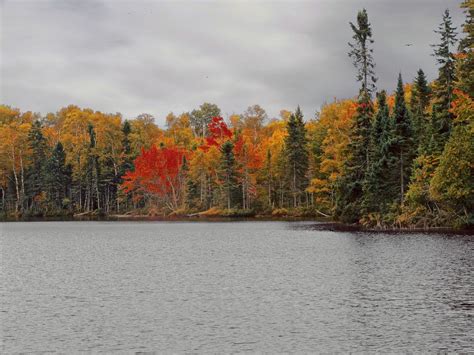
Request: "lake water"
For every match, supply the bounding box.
[1,221,473,352]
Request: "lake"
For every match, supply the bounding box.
[1,221,473,352]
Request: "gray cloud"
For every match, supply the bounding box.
[1,0,465,126]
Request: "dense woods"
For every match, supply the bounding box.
[1,1,472,228]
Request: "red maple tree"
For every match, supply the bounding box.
[202,116,233,149]
[122,145,187,210]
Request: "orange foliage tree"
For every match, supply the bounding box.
[122,145,187,211]
[306,99,357,211]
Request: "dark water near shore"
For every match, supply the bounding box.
[1,221,473,352]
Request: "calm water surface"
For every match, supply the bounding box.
[1,221,473,352]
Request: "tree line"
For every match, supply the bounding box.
[0,1,472,228]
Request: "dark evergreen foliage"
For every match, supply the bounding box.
[431,9,458,145]
[362,91,397,217]
[219,141,240,209]
[391,74,415,204]
[335,90,374,223]
[284,106,309,208]
[336,8,378,223]
[121,120,133,171]
[45,142,72,211]
[410,69,431,148]
[348,8,377,95]
[25,120,48,212]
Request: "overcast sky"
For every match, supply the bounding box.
[1,0,465,125]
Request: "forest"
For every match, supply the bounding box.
[0,2,472,228]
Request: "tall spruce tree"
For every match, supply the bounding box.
[335,8,376,223]
[363,91,397,219]
[335,91,374,222]
[403,101,442,226]
[116,120,133,212]
[26,120,48,212]
[427,2,474,227]
[45,142,71,210]
[410,69,431,113]
[410,69,431,149]
[392,73,414,204]
[348,8,377,95]
[284,106,309,208]
[431,9,458,146]
[121,120,133,173]
[219,141,240,210]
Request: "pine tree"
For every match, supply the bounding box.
[431,9,458,145]
[25,120,48,212]
[45,142,71,210]
[411,69,431,113]
[348,8,377,95]
[121,120,133,173]
[410,69,431,148]
[186,179,200,210]
[403,100,442,227]
[414,5,473,227]
[284,106,309,208]
[363,91,397,220]
[427,0,473,227]
[113,120,133,212]
[335,91,374,222]
[219,141,239,210]
[392,73,414,204]
[336,8,377,223]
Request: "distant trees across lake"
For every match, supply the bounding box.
[1,1,472,228]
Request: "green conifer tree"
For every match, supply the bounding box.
[363,91,397,221]
[219,141,240,210]
[45,142,72,211]
[284,106,309,208]
[121,120,133,173]
[348,8,377,95]
[335,8,376,223]
[335,91,374,223]
[431,9,458,146]
[25,120,48,212]
[392,73,415,204]
[428,2,474,227]
[410,69,431,149]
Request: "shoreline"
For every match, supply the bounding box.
[1,214,473,235]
